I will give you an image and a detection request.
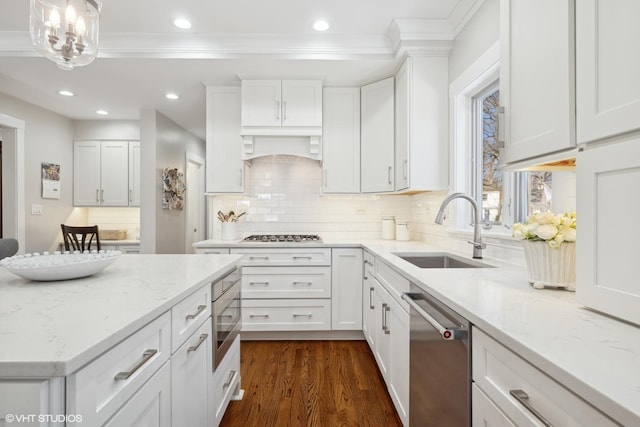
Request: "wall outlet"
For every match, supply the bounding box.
[355,208,366,215]
[31,204,43,215]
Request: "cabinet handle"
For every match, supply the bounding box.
[185,304,207,320]
[509,390,553,427]
[101,189,104,203]
[381,302,387,331]
[497,106,505,147]
[129,189,133,203]
[293,256,312,260]
[293,313,313,318]
[388,166,392,185]
[187,333,208,353]
[249,256,269,260]
[403,160,408,180]
[369,286,374,310]
[249,314,269,318]
[114,349,157,380]
[292,281,312,286]
[276,100,280,121]
[239,168,243,187]
[223,370,236,388]
[283,101,287,122]
[383,304,390,334]
[96,189,99,202]
[249,281,269,286]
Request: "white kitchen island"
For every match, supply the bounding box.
[0,254,242,426]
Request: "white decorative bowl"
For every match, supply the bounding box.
[0,250,121,282]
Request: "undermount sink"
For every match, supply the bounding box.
[393,252,494,269]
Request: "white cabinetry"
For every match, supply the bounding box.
[128,141,141,206]
[322,87,361,193]
[361,77,395,193]
[331,248,363,330]
[74,140,139,206]
[576,0,640,143]
[576,138,640,326]
[472,327,617,427]
[394,56,448,192]
[500,0,576,164]
[362,252,376,348]
[206,86,244,193]
[0,378,65,425]
[241,80,322,131]
[101,243,140,254]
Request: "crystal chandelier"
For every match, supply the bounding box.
[30,0,102,70]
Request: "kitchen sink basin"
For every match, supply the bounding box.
[393,252,494,269]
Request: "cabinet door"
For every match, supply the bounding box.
[500,0,575,163]
[394,61,409,191]
[104,362,171,427]
[281,80,322,127]
[577,138,640,326]
[128,141,141,206]
[362,274,376,349]
[74,140,101,206]
[0,378,65,426]
[100,141,130,206]
[372,277,391,380]
[386,293,409,425]
[472,384,516,427]
[206,86,244,193]
[241,80,282,127]
[331,248,363,330]
[361,77,394,193]
[576,0,640,143]
[171,321,211,427]
[322,87,361,193]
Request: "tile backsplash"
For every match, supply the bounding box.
[87,207,140,240]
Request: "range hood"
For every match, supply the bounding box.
[241,135,322,161]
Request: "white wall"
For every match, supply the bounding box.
[0,92,75,252]
[140,109,205,254]
[74,120,140,140]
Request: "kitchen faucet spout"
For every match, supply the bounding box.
[435,192,486,259]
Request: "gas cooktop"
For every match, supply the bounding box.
[241,234,322,243]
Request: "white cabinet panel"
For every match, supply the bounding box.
[100,141,130,206]
[331,248,363,330]
[500,0,575,163]
[472,384,516,427]
[128,141,141,206]
[281,80,322,127]
[74,141,101,206]
[577,0,640,143]
[206,86,244,193]
[576,138,640,326]
[241,80,282,127]
[322,87,361,193]
[361,77,395,193]
[242,299,331,331]
[242,266,331,299]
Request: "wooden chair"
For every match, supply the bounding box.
[61,224,101,252]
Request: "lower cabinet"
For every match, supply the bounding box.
[210,336,241,426]
[472,327,618,427]
[331,248,363,330]
[102,243,140,254]
[0,378,65,425]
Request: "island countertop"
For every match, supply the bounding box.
[0,254,241,378]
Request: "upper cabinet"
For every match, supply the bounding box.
[241,80,322,135]
[361,77,395,193]
[74,140,137,207]
[322,87,361,194]
[206,86,244,193]
[394,56,448,192]
[128,141,141,207]
[500,0,576,164]
[576,0,640,143]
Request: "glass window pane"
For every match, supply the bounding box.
[528,171,553,214]
[481,88,502,223]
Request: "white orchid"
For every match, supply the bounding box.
[512,212,576,248]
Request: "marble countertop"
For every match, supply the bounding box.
[0,254,242,378]
[195,237,640,424]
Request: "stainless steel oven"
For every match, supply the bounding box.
[212,268,241,370]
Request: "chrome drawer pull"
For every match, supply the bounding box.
[383,304,390,335]
[249,256,269,260]
[223,370,236,388]
[249,281,269,286]
[249,314,269,318]
[188,334,208,353]
[510,390,553,427]
[114,349,157,380]
[369,286,374,310]
[293,256,313,260]
[293,313,313,318]
[292,281,312,286]
[185,304,207,320]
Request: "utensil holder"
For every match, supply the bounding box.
[221,222,237,241]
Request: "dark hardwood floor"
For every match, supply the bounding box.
[219,340,403,427]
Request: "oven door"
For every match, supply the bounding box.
[212,275,241,370]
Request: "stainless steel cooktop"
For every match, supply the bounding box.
[241,234,322,243]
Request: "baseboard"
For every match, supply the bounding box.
[240,330,365,341]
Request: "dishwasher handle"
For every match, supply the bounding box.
[402,292,467,341]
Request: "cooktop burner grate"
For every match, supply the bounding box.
[242,234,322,243]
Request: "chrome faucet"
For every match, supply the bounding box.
[435,192,487,259]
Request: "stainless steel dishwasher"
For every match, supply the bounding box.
[402,284,470,427]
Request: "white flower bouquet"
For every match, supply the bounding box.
[512,212,576,248]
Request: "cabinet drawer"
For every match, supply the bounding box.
[242,266,331,298]
[67,312,171,426]
[376,259,410,310]
[231,248,331,266]
[364,251,376,274]
[195,248,230,255]
[472,328,619,427]
[171,285,211,353]
[211,335,241,425]
[242,299,331,331]
[472,383,515,427]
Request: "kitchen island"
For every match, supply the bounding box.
[194,238,640,426]
[0,254,242,426]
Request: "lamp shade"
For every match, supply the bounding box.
[30,0,101,70]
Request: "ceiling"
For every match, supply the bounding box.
[0,0,482,139]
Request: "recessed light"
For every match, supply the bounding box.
[313,20,330,32]
[174,18,192,30]
[165,93,179,100]
[59,90,74,97]
[96,110,109,115]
